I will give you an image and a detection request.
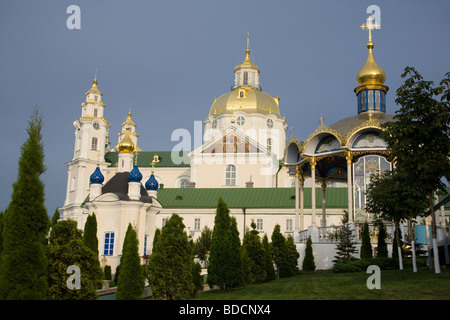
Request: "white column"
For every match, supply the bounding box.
[300,175,305,231]
[295,167,299,231]
[321,181,327,227]
[310,158,317,226]
[346,152,353,222]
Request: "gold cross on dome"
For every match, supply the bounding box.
[360,17,379,42]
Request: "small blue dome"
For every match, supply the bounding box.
[90,166,104,184]
[128,165,143,183]
[145,173,159,191]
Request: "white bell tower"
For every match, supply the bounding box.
[60,72,111,220]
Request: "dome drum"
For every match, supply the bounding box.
[356,89,387,114]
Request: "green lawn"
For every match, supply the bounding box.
[193,267,450,300]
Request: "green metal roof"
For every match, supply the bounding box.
[157,187,348,209]
[104,151,190,168]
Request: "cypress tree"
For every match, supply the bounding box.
[262,234,276,281]
[286,235,300,275]
[360,221,373,259]
[302,235,316,271]
[207,198,242,292]
[149,214,194,300]
[271,224,290,279]
[47,220,102,300]
[376,221,388,258]
[116,224,145,300]
[243,221,266,283]
[0,107,50,300]
[83,213,99,255]
[240,246,253,286]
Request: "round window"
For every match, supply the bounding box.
[236,116,245,126]
[93,122,100,130]
[267,119,274,128]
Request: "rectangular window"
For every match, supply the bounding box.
[143,235,148,256]
[104,232,115,256]
[91,137,98,151]
[286,219,293,232]
[194,218,201,231]
[162,217,168,228]
[256,218,263,231]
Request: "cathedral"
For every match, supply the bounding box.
[60,21,421,272]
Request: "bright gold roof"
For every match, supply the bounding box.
[117,129,136,154]
[234,50,260,73]
[122,112,136,128]
[208,87,281,118]
[356,41,386,86]
[85,79,103,96]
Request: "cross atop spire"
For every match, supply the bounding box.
[360,17,379,42]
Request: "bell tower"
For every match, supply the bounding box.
[61,72,111,220]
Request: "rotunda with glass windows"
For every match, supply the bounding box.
[284,27,394,229]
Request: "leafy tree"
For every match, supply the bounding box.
[83,213,98,255]
[360,221,372,259]
[116,224,145,300]
[207,198,242,291]
[271,224,290,279]
[366,170,427,270]
[194,226,212,268]
[243,221,266,283]
[376,221,388,258]
[333,211,358,265]
[262,234,276,281]
[381,67,450,273]
[0,107,50,300]
[149,214,194,299]
[302,235,316,271]
[47,220,102,300]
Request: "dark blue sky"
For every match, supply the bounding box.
[1,0,449,215]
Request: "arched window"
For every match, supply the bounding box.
[225,164,236,186]
[180,179,189,188]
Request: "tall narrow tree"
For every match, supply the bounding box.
[360,221,373,259]
[0,107,50,300]
[243,221,266,283]
[116,224,145,300]
[47,220,102,300]
[149,214,194,299]
[83,213,98,255]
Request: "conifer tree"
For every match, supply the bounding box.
[149,214,194,299]
[194,226,212,267]
[376,221,388,258]
[302,235,316,271]
[262,234,276,281]
[47,219,102,300]
[0,107,50,300]
[360,221,373,259]
[286,235,300,275]
[243,221,266,283]
[271,224,290,279]
[207,198,242,291]
[116,224,145,300]
[333,211,358,265]
[51,209,60,228]
[240,246,253,286]
[83,213,98,255]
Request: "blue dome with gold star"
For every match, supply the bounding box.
[145,173,158,191]
[90,166,104,184]
[128,164,143,183]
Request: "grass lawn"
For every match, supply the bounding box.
[193,266,450,300]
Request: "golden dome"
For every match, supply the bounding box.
[234,50,260,73]
[208,87,281,118]
[85,79,103,96]
[356,41,386,86]
[117,129,136,154]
